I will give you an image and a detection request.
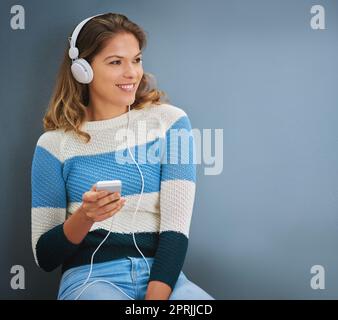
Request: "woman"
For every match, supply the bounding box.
[31,12,214,300]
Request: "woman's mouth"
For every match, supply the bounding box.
[116,83,136,92]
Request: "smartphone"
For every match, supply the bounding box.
[96,180,122,194]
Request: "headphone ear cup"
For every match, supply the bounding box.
[71,58,93,84]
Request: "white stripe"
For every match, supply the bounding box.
[67,192,161,233]
[36,104,188,161]
[159,180,196,238]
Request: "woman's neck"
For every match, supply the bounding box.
[85,103,129,121]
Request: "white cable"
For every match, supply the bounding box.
[69,105,148,300]
[126,104,151,277]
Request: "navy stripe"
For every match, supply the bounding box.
[36,224,80,272]
[149,231,189,290]
[61,230,159,273]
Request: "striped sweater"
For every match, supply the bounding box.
[31,103,196,290]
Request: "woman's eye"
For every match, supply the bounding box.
[109,58,142,65]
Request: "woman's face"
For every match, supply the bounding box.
[88,32,144,108]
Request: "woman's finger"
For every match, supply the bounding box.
[83,190,109,203]
[97,192,120,208]
[97,198,125,215]
[94,202,125,222]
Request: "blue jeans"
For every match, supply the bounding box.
[57,257,215,300]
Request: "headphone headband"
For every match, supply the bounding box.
[68,13,104,60]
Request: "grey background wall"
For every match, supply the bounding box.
[1,0,338,299]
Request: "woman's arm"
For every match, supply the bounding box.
[146,109,196,298]
[63,207,94,244]
[31,132,81,271]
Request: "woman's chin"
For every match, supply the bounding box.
[123,97,136,106]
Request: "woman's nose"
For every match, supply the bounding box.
[123,62,139,78]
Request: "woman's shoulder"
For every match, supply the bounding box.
[36,129,65,146]
[34,129,67,159]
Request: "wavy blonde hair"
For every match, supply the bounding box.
[43,13,168,143]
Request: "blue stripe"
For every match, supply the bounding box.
[63,139,162,202]
[31,146,67,208]
[161,115,196,182]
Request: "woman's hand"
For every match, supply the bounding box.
[79,184,126,223]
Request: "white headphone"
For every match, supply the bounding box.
[68,14,104,84]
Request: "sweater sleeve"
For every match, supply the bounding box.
[148,112,196,290]
[31,131,80,271]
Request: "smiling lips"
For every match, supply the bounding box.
[116,83,136,92]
